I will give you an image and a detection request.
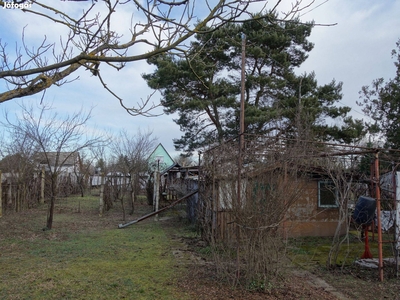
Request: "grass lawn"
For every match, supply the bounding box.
[288,231,396,269]
[2,193,400,300]
[0,194,191,300]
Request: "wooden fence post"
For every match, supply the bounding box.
[8,181,12,206]
[99,173,105,216]
[130,173,136,214]
[0,170,2,218]
[153,171,160,221]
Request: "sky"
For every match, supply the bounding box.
[1,0,400,159]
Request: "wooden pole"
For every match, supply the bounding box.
[212,158,216,242]
[375,151,384,281]
[239,33,246,143]
[394,168,400,276]
[236,32,246,283]
[130,173,136,214]
[99,172,105,216]
[0,170,2,218]
[8,181,12,206]
[154,170,160,221]
[119,190,198,228]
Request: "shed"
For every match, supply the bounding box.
[212,172,348,240]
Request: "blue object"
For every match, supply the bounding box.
[352,196,376,225]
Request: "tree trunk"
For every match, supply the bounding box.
[40,167,45,204]
[79,175,85,197]
[46,195,55,230]
[46,175,57,230]
[120,197,126,222]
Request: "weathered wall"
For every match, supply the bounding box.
[284,179,342,238]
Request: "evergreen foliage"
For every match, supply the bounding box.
[144,12,364,152]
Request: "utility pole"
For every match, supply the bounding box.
[296,76,303,142]
[374,151,383,281]
[236,32,246,284]
[240,32,246,147]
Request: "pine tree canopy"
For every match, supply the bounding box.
[143,12,364,153]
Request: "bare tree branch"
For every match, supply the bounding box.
[0,0,325,116]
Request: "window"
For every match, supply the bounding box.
[318,181,338,208]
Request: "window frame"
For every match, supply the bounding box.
[318,180,339,208]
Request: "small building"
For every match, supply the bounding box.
[284,176,346,237]
[209,169,349,240]
[147,143,175,173]
[35,152,82,195]
[36,151,80,176]
[146,144,199,215]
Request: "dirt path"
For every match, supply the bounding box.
[162,217,346,300]
[292,270,350,300]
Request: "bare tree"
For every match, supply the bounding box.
[200,136,309,289]
[2,101,107,229]
[0,129,39,211]
[110,128,156,219]
[318,154,369,268]
[73,149,98,197]
[0,0,320,116]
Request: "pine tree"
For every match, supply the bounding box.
[144,12,364,152]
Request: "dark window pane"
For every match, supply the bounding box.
[319,181,337,207]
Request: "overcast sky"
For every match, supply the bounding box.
[1,0,399,158]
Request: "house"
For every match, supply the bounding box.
[198,136,368,241]
[35,152,81,186]
[146,144,199,213]
[147,143,177,198]
[147,143,175,173]
[284,174,347,237]
[36,152,80,174]
[207,167,350,240]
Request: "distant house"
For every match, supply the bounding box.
[35,152,81,180]
[146,143,198,205]
[146,143,199,187]
[147,143,175,173]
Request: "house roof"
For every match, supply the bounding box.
[35,152,79,166]
[161,162,182,175]
[147,143,175,172]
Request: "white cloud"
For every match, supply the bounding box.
[297,0,400,120]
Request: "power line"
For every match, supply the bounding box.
[300,0,331,17]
